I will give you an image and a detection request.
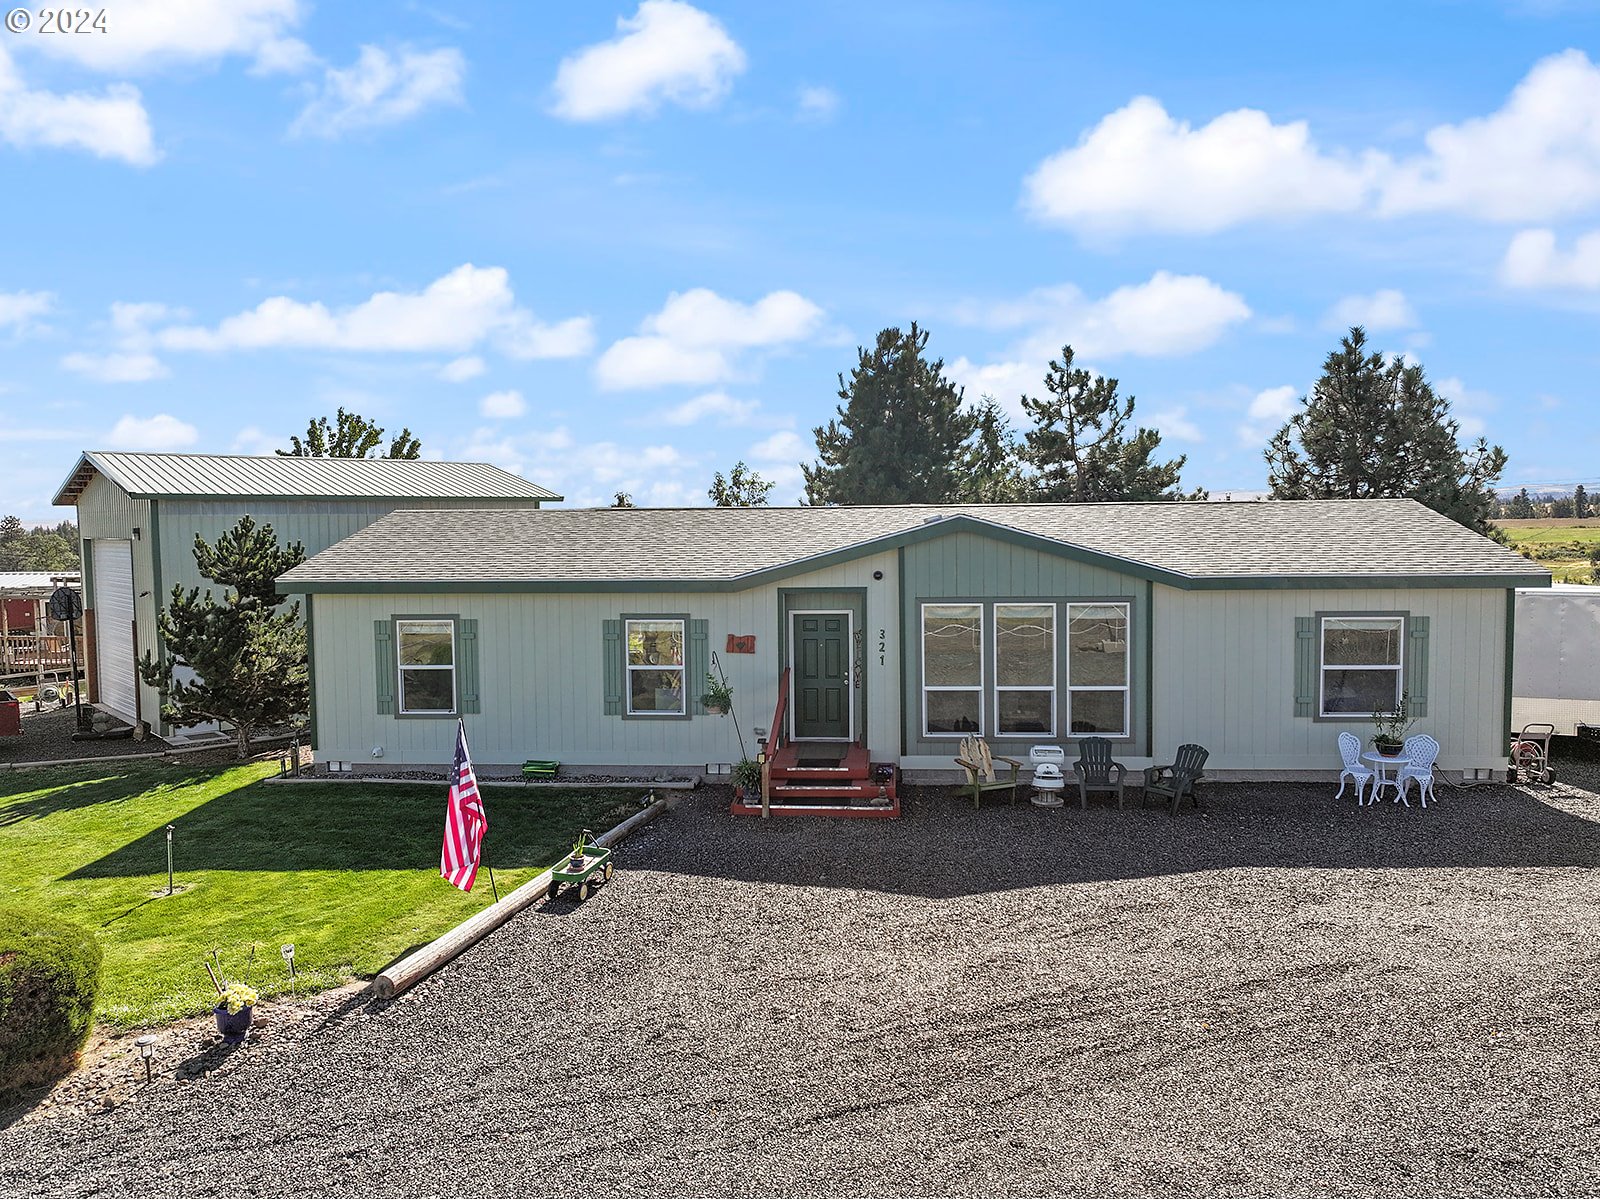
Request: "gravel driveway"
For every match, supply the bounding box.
[4,768,1600,1197]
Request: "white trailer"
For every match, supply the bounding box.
[1512,584,1600,736]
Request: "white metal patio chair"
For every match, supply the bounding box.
[1395,733,1440,808]
[1335,731,1376,805]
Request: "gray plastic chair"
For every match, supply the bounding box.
[1073,737,1127,809]
[1143,744,1209,815]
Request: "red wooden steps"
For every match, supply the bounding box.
[730,741,900,818]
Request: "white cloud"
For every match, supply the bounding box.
[1236,384,1300,446]
[1500,227,1600,288]
[797,85,840,123]
[0,46,157,165]
[1024,50,1600,234]
[157,264,591,360]
[1323,288,1418,331]
[1023,94,1377,234]
[749,429,807,463]
[290,45,466,139]
[438,354,487,382]
[458,424,698,507]
[60,351,169,382]
[1379,49,1600,220]
[250,37,317,77]
[1145,406,1203,443]
[660,390,759,425]
[479,389,526,419]
[498,313,596,360]
[231,425,283,455]
[0,289,53,332]
[948,272,1251,421]
[550,0,745,121]
[15,0,308,74]
[596,287,826,390]
[105,413,198,450]
[1435,376,1494,438]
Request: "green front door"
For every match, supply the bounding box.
[792,612,851,739]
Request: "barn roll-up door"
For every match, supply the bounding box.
[91,539,137,723]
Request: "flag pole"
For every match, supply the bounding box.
[486,863,500,903]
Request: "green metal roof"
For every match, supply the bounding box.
[52,451,562,506]
[278,498,1552,594]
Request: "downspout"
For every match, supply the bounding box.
[1502,588,1516,773]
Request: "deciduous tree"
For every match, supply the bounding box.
[708,461,775,507]
[137,517,307,758]
[278,407,421,459]
[1264,328,1507,533]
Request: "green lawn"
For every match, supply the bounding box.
[1494,521,1600,584]
[0,760,645,1029]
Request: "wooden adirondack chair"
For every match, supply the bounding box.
[955,735,1022,808]
[1142,743,1209,815]
[1072,737,1127,809]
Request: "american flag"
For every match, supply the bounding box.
[441,718,488,892]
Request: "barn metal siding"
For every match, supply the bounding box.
[307,551,903,769]
[1151,584,1508,773]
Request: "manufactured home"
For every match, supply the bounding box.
[53,452,560,737]
[278,498,1548,792]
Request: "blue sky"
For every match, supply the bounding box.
[4,0,1600,520]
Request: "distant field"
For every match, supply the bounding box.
[1494,520,1600,583]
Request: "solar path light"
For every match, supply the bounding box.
[165,824,175,895]
[134,1035,157,1084]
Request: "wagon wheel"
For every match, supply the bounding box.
[603,862,614,881]
[548,881,561,900]
[579,881,590,902]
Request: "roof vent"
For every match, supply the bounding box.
[923,514,944,525]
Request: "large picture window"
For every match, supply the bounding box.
[995,603,1055,735]
[627,618,685,716]
[922,603,983,736]
[1320,616,1404,716]
[397,619,456,715]
[1067,603,1129,736]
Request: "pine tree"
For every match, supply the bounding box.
[1264,328,1507,533]
[803,324,977,505]
[278,407,421,458]
[1576,484,1590,520]
[138,517,308,758]
[1508,487,1535,519]
[1020,346,1201,502]
[708,461,775,507]
[958,399,1030,503]
[610,491,636,508]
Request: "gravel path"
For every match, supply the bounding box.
[0,706,169,763]
[3,768,1599,1197]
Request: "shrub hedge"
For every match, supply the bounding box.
[0,907,102,1094]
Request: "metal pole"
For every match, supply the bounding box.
[68,617,84,731]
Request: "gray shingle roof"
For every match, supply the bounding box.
[279,498,1549,592]
[53,452,561,505]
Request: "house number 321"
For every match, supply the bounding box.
[878,628,886,666]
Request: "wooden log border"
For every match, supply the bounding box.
[369,791,672,1002]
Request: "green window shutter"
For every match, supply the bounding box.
[458,618,481,714]
[1294,616,1316,718]
[688,619,710,716]
[374,619,395,715]
[1406,616,1429,718]
[602,619,623,716]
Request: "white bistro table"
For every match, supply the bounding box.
[1360,750,1408,803]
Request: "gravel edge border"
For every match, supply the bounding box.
[369,791,672,1000]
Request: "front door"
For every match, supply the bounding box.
[791,611,851,740]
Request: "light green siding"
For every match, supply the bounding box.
[308,551,901,769]
[900,530,1150,763]
[1151,584,1507,773]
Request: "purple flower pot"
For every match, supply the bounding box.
[214,1002,254,1044]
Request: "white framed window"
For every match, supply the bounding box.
[995,603,1056,735]
[626,618,686,716]
[922,603,983,736]
[396,619,457,715]
[1067,602,1129,736]
[1320,616,1404,716]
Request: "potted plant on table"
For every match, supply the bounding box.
[1371,695,1416,757]
[214,981,258,1044]
[699,673,734,715]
